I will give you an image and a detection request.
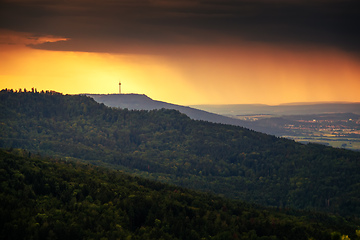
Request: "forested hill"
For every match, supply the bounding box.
[85,93,253,128]
[1,149,358,240]
[1,89,360,217]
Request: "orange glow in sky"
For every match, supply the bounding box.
[1,29,360,105]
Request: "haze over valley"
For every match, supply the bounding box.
[193,103,360,151]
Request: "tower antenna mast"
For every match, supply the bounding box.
[119,81,121,94]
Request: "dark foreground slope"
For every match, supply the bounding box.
[1,90,360,217]
[1,149,358,240]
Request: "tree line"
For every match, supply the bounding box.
[1,149,359,240]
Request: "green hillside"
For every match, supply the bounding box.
[1,149,359,240]
[1,89,360,216]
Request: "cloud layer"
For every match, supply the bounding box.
[1,0,360,105]
[1,0,359,55]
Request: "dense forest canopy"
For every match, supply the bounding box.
[1,89,360,217]
[1,149,359,240]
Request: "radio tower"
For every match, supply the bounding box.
[119,81,121,94]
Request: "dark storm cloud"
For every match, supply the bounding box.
[1,0,359,54]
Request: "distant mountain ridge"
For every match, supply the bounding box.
[85,94,360,137]
[85,93,252,128]
[191,102,360,116]
[86,94,360,137]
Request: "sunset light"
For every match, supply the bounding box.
[2,1,360,238]
[1,0,360,105]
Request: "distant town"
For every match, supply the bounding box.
[236,113,360,151]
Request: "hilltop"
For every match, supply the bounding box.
[85,93,252,128]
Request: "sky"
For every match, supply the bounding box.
[1,0,360,105]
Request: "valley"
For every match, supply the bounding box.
[192,103,360,151]
[235,113,360,151]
